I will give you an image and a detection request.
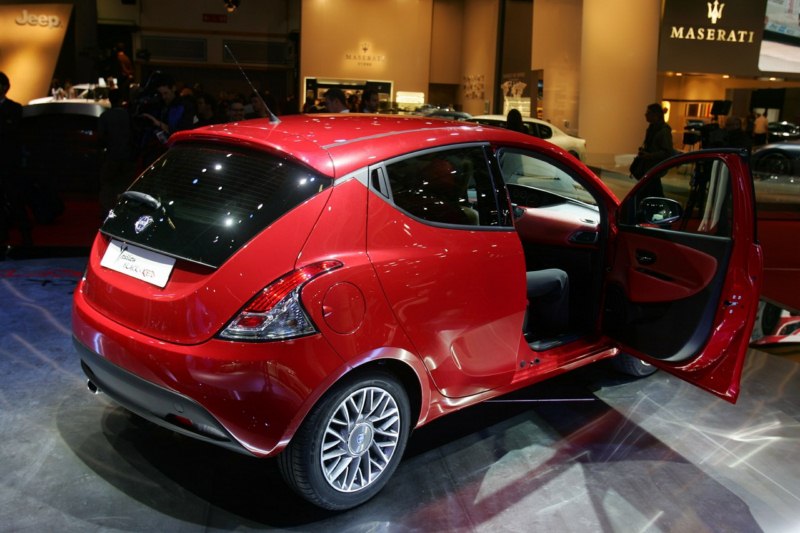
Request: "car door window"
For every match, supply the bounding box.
[536,123,553,140]
[385,146,508,227]
[498,149,597,206]
[622,159,733,238]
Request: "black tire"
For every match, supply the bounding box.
[751,300,782,341]
[611,352,658,378]
[277,371,411,510]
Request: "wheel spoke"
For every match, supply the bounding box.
[327,455,354,484]
[321,445,348,462]
[344,455,363,490]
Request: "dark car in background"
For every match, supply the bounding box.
[768,121,800,143]
[22,102,106,224]
[14,101,107,250]
[750,140,800,338]
[751,141,800,183]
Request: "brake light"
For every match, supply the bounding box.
[219,260,342,341]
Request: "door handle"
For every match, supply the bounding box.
[635,249,656,265]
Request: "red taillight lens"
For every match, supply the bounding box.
[243,260,341,313]
[219,260,342,341]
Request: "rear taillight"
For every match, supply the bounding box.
[219,260,342,341]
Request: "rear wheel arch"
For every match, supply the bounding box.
[277,363,420,509]
[345,358,423,427]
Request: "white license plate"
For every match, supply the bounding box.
[100,239,176,288]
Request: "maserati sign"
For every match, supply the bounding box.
[659,0,768,75]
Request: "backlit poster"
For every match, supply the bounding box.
[0,4,73,104]
[659,0,768,76]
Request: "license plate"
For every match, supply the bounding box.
[100,239,176,288]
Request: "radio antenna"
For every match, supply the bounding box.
[224,44,280,124]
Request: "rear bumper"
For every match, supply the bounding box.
[75,337,252,456]
[72,282,350,457]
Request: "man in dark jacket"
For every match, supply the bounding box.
[138,74,195,168]
[98,89,136,214]
[632,103,674,178]
[0,71,33,258]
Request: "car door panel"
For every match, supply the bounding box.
[605,229,730,360]
[613,230,723,302]
[366,147,527,399]
[367,198,526,398]
[607,151,762,402]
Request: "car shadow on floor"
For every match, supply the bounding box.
[55,364,760,531]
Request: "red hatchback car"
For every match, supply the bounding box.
[73,114,762,510]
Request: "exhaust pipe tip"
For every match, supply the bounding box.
[87,379,101,394]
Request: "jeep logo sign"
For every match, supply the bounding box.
[15,9,61,28]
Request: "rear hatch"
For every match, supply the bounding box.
[81,140,333,343]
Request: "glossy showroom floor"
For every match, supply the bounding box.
[2,257,799,533]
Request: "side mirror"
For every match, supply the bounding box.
[638,197,683,227]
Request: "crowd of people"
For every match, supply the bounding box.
[91,76,385,217]
[111,77,382,165]
[631,103,774,181]
[6,65,778,259]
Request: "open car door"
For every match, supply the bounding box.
[603,149,762,403]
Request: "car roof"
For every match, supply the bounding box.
[170,114,550,178]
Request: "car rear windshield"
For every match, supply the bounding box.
[101,142,331,268]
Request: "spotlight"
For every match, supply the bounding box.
[225,0,240,13]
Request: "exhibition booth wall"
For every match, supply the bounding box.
[2,0,800,161]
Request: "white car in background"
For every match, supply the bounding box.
[469,114,587,162]
[28,83,111,107]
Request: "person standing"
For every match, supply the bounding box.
[324,88,349,113]
[246,90,279,119]
[630,103,673,180]
[98,89,136,215]
[140,75,195,139]
[722,116,753,151]
[227,97,246,122]
[506,108,527,133]
[359,88,380,113]
[753,112,769,147]
[138,75,195,168]
[0,71,33,258]
[114,42,134,101]
[193,92,223,127]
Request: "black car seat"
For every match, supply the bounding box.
[523,268,569,340]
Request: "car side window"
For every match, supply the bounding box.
[385,146,506,227]
[623,158,734,237]
[497,149,597,206]
[536,124,553,140]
